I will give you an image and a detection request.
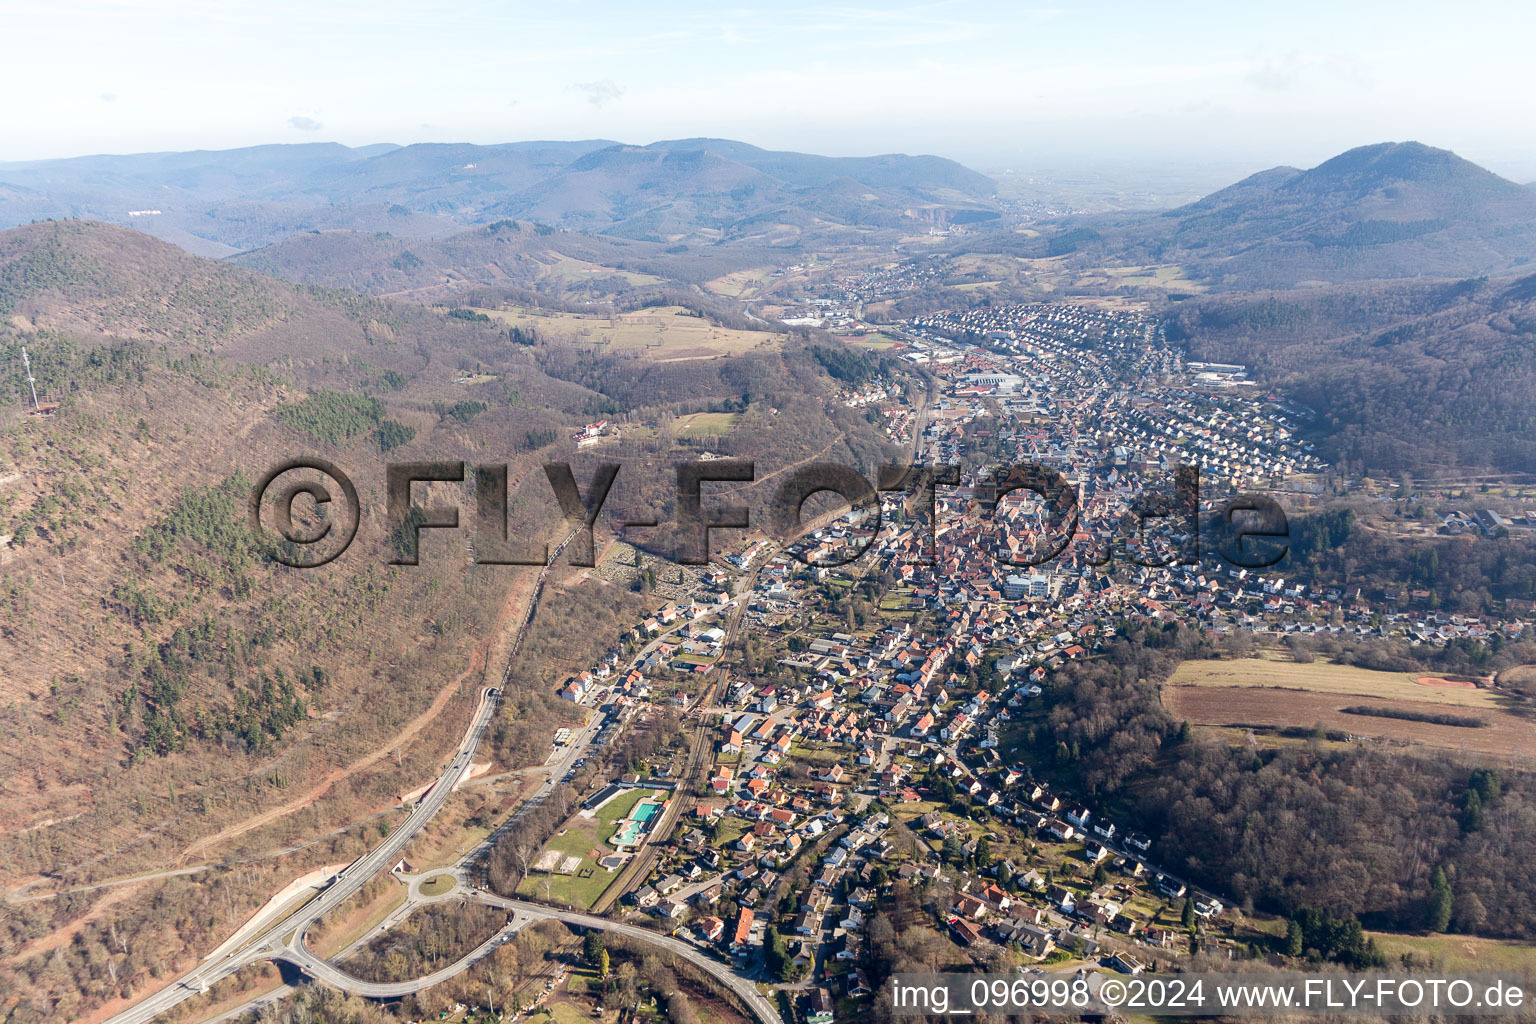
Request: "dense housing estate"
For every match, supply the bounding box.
[523,296,1534,1020]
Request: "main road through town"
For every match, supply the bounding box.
[104,521,782,1024]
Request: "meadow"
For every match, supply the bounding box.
[1164,656,1535,761]
[473,305,779,360]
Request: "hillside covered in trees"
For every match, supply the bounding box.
[1034,142,1536,289]
[1164,273,1536,476]
[1007,620,1536,940]
[0,218,891,1021]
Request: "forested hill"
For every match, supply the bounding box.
[0,219,893,963]
[228,219,772,298]
[0,137,998,251]
[1012,621,1536,941]
[1164,273,1536,476]
[1040,142,1536,289]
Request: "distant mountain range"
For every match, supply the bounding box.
[0,138,998,253]
[226,218,766,299]
[1040,142,1536,288]
[8,137,1531,292]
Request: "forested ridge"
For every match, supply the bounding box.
[1008,620,1536,939]
[1033,142,1536,290]
[1286,506,1536,617]
[1164,273,1536,475]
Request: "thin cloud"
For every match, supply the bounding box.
[287,115,324,131]
[568,80,623,108]
[99,91,117,102]
[1247,53,1370,92]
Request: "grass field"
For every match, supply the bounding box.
[1165,657,1536,762]
[523,1002,598,1024]
[672,411,741,437]
[1500,664,1536,697]
[535,253,666,288]
[309,884,408,959]
[473,304,778,361]
[418,873,455,897]
[1369,931,1536,972]
[890,799,942,823]
[518,788,664,908]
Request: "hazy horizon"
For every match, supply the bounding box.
[0,136,1528,210]
[6,0,1536,182]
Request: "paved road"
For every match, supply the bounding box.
[106,511,792,1024]
[250,890,782,1024]
[101,688,503,1024]
[278,908,529,1000]
[475,893,782,1024]
[105,524,589,1024]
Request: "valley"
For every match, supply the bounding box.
[1,131,1535,1024]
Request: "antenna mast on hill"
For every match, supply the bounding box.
[20,346,40,413]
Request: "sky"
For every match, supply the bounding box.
[5,0,1536,181]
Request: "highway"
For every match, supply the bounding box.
[104,523,588,1024]
[105,497,806,1024]
[100,687,502,1024]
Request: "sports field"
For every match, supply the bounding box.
[844,333,904,349]
[517,787,665,907]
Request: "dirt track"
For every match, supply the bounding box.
[176,645,489,862]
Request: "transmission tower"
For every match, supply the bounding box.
[20,346,40,413]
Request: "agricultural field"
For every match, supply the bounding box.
[1163,657,1536,762]
[472,304,779,360]
[704,266,778,299]
[1101,263,1205,291]
[1166,656,1501,709]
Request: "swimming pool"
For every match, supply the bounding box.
[610,797,664,848]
